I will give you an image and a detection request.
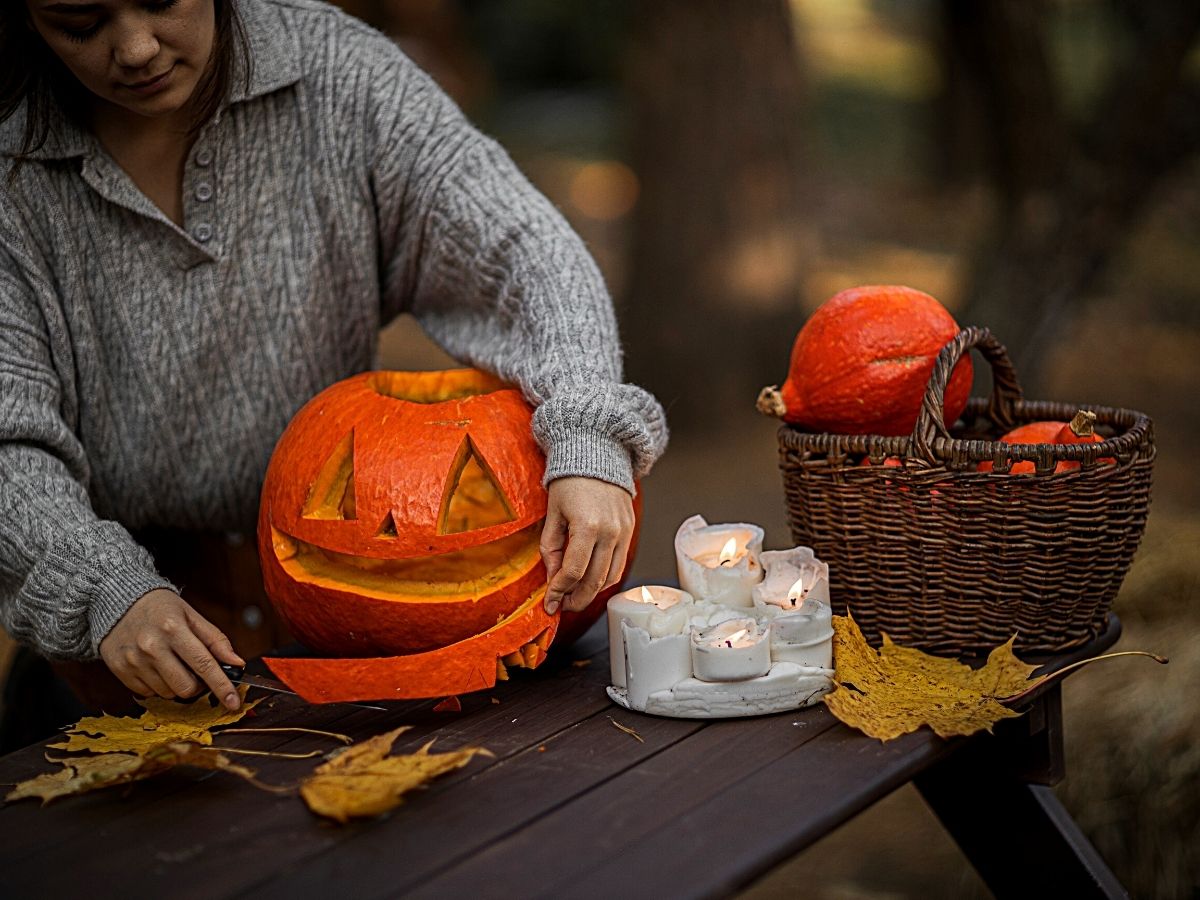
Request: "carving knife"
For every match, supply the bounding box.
[219,663,388,711]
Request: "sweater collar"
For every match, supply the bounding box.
[1,0,302,161]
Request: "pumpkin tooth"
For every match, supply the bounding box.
[532,627,552,651]
[520,643,543,668]
[495,659,509,682]
[502,650,524,668]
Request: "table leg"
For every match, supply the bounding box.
[914,688,1128,899]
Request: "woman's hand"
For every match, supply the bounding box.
[99,589,245,710]
[541,477,635,615]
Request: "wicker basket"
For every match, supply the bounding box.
[775,326,1155,655]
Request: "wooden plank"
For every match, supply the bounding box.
[402,706,842,900]
[238,690,706,899]
[545,722,958,900]
[0,646,611,899]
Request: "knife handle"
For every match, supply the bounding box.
[220,662,246,682]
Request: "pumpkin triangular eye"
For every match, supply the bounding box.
[376,510,398,539]
[438,437,515,535]
[302,431,357,520]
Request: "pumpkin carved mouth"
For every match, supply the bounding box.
[271,522,543,602]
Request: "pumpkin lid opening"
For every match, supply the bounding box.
[369,370,508,403]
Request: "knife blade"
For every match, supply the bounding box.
[220,663,388,712]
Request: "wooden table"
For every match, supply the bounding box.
[0,616,1127,900]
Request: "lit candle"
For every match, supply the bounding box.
[751,547,830,616]
[623,622,693,711]
[690,618,770,682]
[607,585,693,687]
[675,515,764,607]
[768,598,834,669]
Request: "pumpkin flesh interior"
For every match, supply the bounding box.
[271,521,543,602]
[368,370,507,403]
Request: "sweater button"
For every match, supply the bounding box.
[194,223,213,243]
[195,182,213,202]
[195,147,213,167]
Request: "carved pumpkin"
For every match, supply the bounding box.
[257,369,637,702]
[757,285,973,436]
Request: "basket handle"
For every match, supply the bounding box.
[909,326,1024,463]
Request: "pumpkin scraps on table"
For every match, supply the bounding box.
[5,691,490,822]
[824,614,1167,742]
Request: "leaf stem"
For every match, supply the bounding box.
[1001,651,1168,706]
[218,727,353,744]
[216,747,324,760]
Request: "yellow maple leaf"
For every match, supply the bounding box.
[823,614,1038,741]
[5,742,266,805]
[48,687,260,755]
[300,726,491,823]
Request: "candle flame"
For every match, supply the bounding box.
[640,586,655,604]
[725,629,748,644]
[786,577,806,606]
[718,538,738,566]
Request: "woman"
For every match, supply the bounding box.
[0,0,667,717]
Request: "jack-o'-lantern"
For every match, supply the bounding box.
[257,369,636,702]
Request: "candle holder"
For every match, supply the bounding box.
[606,518,835,719]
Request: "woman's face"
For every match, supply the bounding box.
[27,0,216,120]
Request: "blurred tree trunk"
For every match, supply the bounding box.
[943,0,1200,389]
[622,0,807,431]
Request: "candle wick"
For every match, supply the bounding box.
[719,559,733,568]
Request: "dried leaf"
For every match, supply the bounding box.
[571,659,592,668]
[6,753,147,804]
[6,741,272,805]
[607,717,645,743]
[823,614,1037,741]
[300,727,491,823]
[49,687,260,755]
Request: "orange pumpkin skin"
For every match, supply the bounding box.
[258,369,550,661]
[759,286,973,436]
[977,420,1072,473]
[265,591,558,703]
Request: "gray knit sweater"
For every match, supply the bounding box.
[0,0,667,661]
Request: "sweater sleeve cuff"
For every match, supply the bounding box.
[32,521,176,660]
[542,427,636,496]
[86,562,178,658]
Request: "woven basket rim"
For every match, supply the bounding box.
[777,397,1154,470]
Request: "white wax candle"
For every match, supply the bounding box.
[675,515,764,607]
[768,598,834,668]
[623,622,693,711]
[690,618,770,682]
[751,547,831,616]
[607,585,694,687]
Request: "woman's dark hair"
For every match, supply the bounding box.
[0,0,251,161]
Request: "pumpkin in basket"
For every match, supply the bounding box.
[757,285,973,436]
[977,410,1115,474]
[257,369,635,701]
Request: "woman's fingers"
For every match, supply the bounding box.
[564,535,616,613]
[186,607,245,668]
[544,525,594,615]
[605,531,633,591]
[170,628,241,710]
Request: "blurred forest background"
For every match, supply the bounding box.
[354,0,1200,895]
[0,0,1191,896]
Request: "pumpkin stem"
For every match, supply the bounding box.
[1068,409,1097,438]
[756,385,787,418]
